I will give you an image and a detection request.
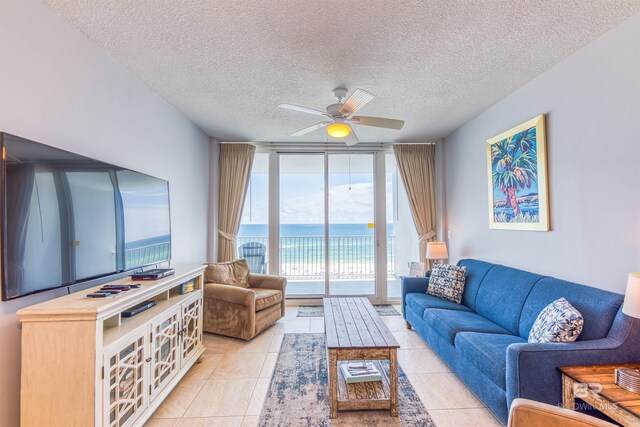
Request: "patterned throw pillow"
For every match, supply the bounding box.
[528,298,584,343]
[427,264,467,304]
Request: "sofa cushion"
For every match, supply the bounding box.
[519,277,623,341]
[254,288,282,312]
[455,332,526,389]
[205,259,250,288]
[528,297,584,343]
[427,264,467,303]
[423,308,512,345]
[475,265,544,335]
[458,259,496,311]
[406,293,472,318]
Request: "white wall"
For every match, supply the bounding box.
[0,1,210,425]
[443,13,640,294]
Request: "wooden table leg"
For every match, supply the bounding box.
[329,349,338,419]
[390,349,399,417]
[562,375,575,410]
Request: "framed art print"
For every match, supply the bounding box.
[486,114,549,231]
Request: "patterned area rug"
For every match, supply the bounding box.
[297,304,401,317]
[258,333,435,426]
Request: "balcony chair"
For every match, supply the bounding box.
[238,241,267,274]
[507,399,616,427]
[203,258,286,340]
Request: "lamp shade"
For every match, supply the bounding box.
[327,123,351,138]
[426,242,448,260]
[622,273,640,319]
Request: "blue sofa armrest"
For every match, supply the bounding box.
[506,311,640,408]
[506,337,631,407]
[401,275,430,318]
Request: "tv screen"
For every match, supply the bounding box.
[1,133,171,300]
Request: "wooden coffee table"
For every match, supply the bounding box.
[323,297,400,418]
[559,364,640,426]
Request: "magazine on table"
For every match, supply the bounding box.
[340,362,383,384]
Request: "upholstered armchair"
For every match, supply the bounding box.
[508,399,617,427]
[203,259,287,340]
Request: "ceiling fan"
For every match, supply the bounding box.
[278,87,404,146]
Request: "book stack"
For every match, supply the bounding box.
[340,362,383,384]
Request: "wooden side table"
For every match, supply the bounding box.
[559,364,640,427]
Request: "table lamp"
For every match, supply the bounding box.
[426,242,448,265]
[622,273,640,319]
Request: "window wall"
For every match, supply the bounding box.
[237,149,419,302]
[386,153,420,299]
[237,153,269,272]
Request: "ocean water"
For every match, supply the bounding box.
[238,224,395,278]
[239,223,394,237]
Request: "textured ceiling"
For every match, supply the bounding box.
[44,0,640,143]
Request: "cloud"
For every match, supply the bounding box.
[280,182,374,224]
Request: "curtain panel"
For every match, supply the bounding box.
[393,144,437,268]
[217,143,256,262]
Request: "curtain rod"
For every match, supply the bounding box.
[219,141,437,153]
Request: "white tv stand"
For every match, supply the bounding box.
[17,264,206,427]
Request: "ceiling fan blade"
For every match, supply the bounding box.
[291,122,330,137]
[344,126,359,146]
[279,103,329,117]
[339,89,375,116]
[350,116,405,130]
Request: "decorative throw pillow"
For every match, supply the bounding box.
[528,298,584,343]
[427,264,467,304]
[205,259,250,288]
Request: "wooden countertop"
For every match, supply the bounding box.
[17,264,205,322]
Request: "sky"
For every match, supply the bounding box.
[241,172,395,224]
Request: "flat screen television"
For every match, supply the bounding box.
[1,133,171,300]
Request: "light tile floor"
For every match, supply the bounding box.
[145,305,503,427]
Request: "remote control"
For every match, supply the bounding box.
[87,292,110,298]
[102,284,131,290]
[102,286,130,291]
[99,289,122,294]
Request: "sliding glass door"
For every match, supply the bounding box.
[327,154,375,296]
[278,152,378,298]
[238,149,406,301]
[279,154,326,296]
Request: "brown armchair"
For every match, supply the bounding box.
[508,399,617,427]
[203,260,287,340]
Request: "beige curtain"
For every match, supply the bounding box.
[217,144,256,262]
[393,144,437,268]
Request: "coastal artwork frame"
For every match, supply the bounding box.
[486,114,549,231]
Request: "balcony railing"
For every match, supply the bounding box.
[237,235,394,280]
[124,236,171,269]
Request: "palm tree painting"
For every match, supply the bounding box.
[486,115,549,231]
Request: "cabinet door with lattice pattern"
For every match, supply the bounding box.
[150,306,181,400]
[103,326,148,427]
[181,294,203,366]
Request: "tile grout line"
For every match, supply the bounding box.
[167,379,207,420]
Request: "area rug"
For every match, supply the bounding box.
[258,333,435,426]
[297,304,401,317]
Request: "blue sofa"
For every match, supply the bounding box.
[402,259,640,423]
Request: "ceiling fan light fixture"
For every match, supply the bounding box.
[327,123,351,138]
